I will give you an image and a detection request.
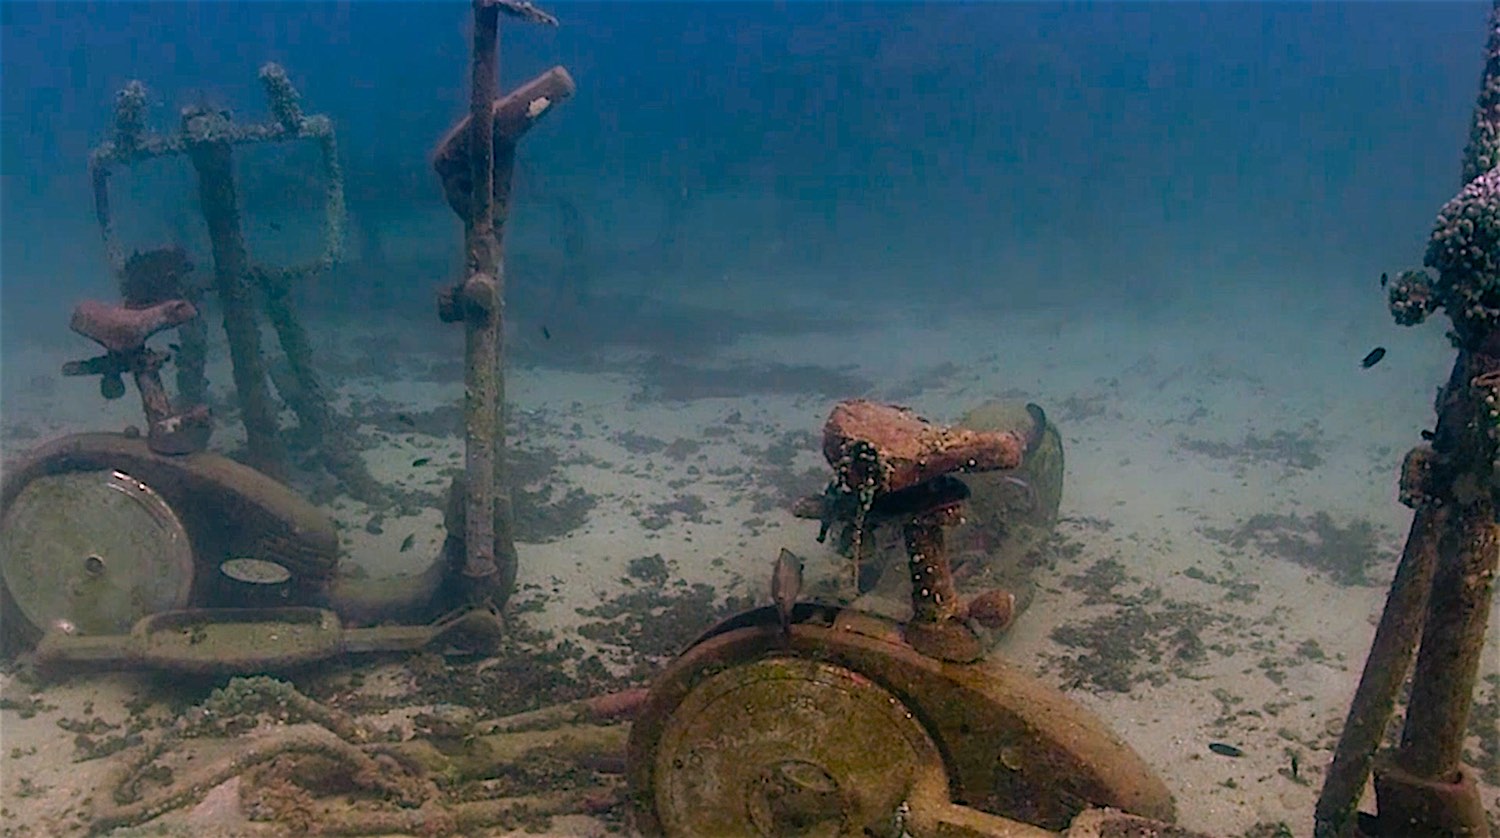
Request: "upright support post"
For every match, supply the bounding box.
[458,0,507,602]
[181,107,285,474]
[434,0,571,608]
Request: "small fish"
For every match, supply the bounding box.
[1380,272,1389,288]
[397,413,416,427]
[411,457,431,467]
[541,325,551,340]
[268,220,282,232]
[168,343,181,354]
[1290,751,1300,780]
[770,548,804,639]
[1209,742,1244,758]
[400,533,416,552]
[1361,347,1386,369]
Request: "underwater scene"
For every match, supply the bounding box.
[2,1,1500,836]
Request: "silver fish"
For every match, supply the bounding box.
[771,548,804,639]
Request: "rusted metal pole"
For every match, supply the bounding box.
[435,2,567,607]
[1399,352,1500,777]
[456,0,509,601]
[1314,494,1443,837]
[181,107,285,475]
[1371,347,1500,837]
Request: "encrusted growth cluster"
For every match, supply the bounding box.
[1386,270,1439,327]
[1422,167,1500,345]
[189,675,369,741]
[1463,8,1500,184]
[817,439,885,578]
[121,246,193,307]
[258,62,305,132]
[1392,5,1500,348]
[1475,368,1500,452]
[113,80,149,151]
[1398,445,1440,509]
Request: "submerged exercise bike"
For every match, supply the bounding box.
[1,11,1201,837]
[625,399,1205,837]
[0,291,512,671]
[0,59,578,672]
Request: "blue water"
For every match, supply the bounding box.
[0,2,1488,343]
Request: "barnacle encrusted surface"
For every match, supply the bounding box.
[1424,167,1500,344]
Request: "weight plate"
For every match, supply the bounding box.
[0,469,194,636]
[649,655,940,836]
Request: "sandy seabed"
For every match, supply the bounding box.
[1,273,1496,838]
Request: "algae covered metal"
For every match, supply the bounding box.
[431,0,574,608]
[626,604,1186,836]
[0,469,194,638]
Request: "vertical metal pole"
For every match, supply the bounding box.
[1314,503,1442,837]
[1391,346,1500,793]
[459,0,505,599]
[182,110,284,474]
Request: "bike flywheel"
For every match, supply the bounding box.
[1,468,194,638]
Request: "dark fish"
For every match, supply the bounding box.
[770,548,804,639]
[1361,347,1386,369]
[397,413,416,427]
[412,457,431,467]
[541,325,551,340]
[268,220,282,232]
[1209,742,1244,758]
[1380,272,1389,288]
[400,533,416,552]
[168,343,181,353]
